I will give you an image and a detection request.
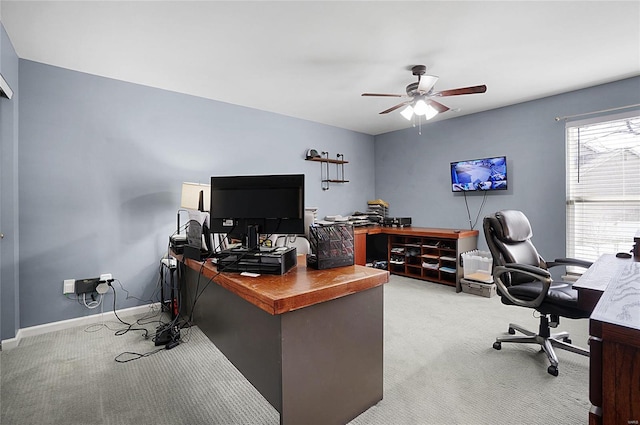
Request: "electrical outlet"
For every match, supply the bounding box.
[63,279,75,295]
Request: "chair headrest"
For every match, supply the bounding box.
[492,210,533,243]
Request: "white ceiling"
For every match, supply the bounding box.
[2,1,639,135]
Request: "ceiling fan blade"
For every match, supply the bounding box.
[380,101,411,114]
[417,75,438,93]
[429,99,450,113]
[432,85,487,97]
[362,93,405,97]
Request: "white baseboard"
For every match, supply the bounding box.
[1,303,161,351]
[2,334,20,351]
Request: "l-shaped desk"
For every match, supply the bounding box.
[175,225,476,424]
[178,253,389,425]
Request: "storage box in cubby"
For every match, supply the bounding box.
[307,223,354,270]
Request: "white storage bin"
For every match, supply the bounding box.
[461,250,493,283]
[460,278,497,298]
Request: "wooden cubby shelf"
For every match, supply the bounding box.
[385,228,478,289]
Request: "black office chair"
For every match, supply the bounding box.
[483,210,592,376]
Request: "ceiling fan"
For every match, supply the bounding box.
[362,65,487,121]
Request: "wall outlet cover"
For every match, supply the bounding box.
[63,279,75,294]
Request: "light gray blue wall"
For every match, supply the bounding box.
[1,22,20,341]
[18,60,375,329]
[374,76,640,260]
[10,57,640,333]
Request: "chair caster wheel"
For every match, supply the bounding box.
[547,365,559,376]
[493,342,502,350]
[563,337,572,344]
[508,327,516,335]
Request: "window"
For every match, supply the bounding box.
[566,111,640,263]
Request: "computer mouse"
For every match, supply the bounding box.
[616,252,632,259]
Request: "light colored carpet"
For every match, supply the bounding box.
[1,275,590,425]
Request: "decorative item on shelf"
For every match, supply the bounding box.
[305,149,321,159]
[304,150,349,190]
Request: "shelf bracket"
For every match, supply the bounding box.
[322,151,330,190]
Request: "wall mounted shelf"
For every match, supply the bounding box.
[305,152,349,190]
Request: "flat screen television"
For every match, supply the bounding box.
[450,156,507,192]
[209,174,305,249]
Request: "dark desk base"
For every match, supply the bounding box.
[182,266,384,425]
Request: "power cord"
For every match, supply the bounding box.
[108,283,150,339]
[463,190,488,230]
[115,347,166,363]
[81,292,103,309]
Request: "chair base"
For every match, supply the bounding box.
[493,316,589,376]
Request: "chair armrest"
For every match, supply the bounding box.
[547,257,593,269]
[503,263,551,278]
[493,263,552,309]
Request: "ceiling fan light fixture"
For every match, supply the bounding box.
[413,99,428,116]
[400,105,414,120]
[361,65,486,131]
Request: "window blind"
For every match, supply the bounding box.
[566,112,640,263]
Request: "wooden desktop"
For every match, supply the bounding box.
[574,253,640,425]
[177,253,389,425]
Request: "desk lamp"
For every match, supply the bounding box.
[172,182,210,250]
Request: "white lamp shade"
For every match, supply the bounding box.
[424,102,439,120]
[181,182,210,211]
[413,99,428,116]
[400,105,414,120]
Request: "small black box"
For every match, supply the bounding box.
[382,217,412,227]
[75,278,99,295]
[155,324,180,346]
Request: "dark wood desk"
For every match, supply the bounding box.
[573,254,622,312]
[575,254,640,425]
[178,254,389,425]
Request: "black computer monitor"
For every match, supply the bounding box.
[209,174,305,250]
